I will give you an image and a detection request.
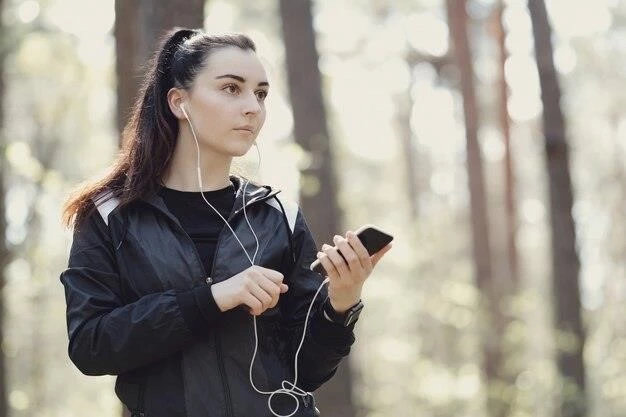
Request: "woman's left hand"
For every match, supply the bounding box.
[316,230,392,313]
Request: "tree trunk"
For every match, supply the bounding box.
[398,50,420,220]
[0,0,9,413]
[493,0,519,285]
[114,0,205,145]
[278,1,355,417]
[446,1,506,416]
[115,2,204,415]
[527,1,587,416]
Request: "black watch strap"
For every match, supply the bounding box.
[322,298,364,327]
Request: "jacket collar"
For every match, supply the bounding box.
[139,175,282,224]
[230,175,282,217]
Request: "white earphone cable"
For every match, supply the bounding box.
[181,106,328,417]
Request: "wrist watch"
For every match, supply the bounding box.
[322,298,364,327]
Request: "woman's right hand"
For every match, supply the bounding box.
[210,265,289,316]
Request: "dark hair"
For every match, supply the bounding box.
[62,27,256,230]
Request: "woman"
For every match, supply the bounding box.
[60,27,391,417]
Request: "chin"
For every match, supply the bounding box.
[227,143,254,157]
[208,137,254,157]
[231,150,249,157]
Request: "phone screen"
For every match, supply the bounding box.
[358,227,393,255]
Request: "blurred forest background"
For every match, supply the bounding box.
[0,0,623,416]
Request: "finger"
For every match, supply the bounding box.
[316,251,337,278]
[247,280,274,310]
[243,293,264,316]
[322,242,348,260]
[256,277,282,308]
[333,235,363,276]
[252,269,284,288]
[254,266,284,283]
[334,234,364,273]
[280,283,289,293]
[323,242,350,278]
[346,231,371,269]
[371,242,393,267]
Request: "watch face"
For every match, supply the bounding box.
[324,299,363,326]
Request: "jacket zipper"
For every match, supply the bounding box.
[213,192,280,417]
[153,190,278,417]
[204,194,280,417]
[130,383,146,416]
[166,218,234,417]
[215,331,234,417]
[167,218,235,417]
[208,226,235,417]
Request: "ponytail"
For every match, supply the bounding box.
[121,28,201,199]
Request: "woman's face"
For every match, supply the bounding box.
[182,47,269,157]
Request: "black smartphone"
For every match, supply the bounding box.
[309,224,394,275]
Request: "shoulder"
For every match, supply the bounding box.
[70,193,116,253]
[91,188,122,226]
[264,194,300,234]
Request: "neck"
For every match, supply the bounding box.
[161,130,234,192]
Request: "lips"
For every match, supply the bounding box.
[234,125,254,133]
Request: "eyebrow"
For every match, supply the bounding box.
[215,74,269,87]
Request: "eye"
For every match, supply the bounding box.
[223,84,240,95]
[256,90,268,101]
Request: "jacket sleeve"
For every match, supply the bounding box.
[59,204,222,376]
[280,208,357,392]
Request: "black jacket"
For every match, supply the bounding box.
[60,176,356,417]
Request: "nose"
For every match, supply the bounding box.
[242,91,262,116]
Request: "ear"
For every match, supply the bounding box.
[167,87,187,120]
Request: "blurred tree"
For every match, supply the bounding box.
[114,0,205,146]
[398,49,420,220]
[447,0,513,416]
[492,0,519,285]
[278,1,355,416]
[0,0,8,413]
[398,47,451,221]
[24,112,64,415]
[528,0,587,416]
[114,2,204,415]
